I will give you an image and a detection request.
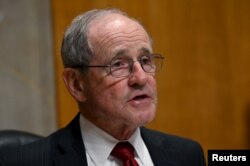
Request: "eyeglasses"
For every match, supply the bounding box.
[72,54,164,78]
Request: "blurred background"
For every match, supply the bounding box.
[0,0,250,160]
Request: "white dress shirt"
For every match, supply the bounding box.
[79,115,154,166]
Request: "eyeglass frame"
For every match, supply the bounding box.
[71,53,164,78]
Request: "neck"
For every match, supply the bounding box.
[80,112,137,140]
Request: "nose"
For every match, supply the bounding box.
[128,62,147,88]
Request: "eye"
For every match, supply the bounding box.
[140,55,153,65]
[110,58,129,70]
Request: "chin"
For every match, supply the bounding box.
[134,110,156,126]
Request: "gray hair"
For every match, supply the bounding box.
[61,8,126,71]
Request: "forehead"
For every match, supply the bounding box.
[88,14,152,59]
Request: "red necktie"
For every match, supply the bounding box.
[111,142,139,166]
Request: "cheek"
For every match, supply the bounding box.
[148,75,157,92]
[93,80,127,106]
[104,83,127,102]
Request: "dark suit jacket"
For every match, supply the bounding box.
[0,114,206,166]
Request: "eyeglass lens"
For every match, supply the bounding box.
[110,54,163,78]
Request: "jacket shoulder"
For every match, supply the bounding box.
[141,127,206,166]
[141,127,202,148]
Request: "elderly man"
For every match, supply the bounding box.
[0,9,205,166]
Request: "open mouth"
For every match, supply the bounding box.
[132,95,148,101]
[128,94,151,107]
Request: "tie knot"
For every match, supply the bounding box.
[111,142,139,166]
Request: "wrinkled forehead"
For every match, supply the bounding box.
[88,14,151,55]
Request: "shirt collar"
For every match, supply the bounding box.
[128,127,148,166]
[79,114,147,166]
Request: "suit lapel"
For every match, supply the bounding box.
[53,114,88,166]
[53,150,86,166]
[141,127,176,166]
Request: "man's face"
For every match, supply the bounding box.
[81,14,157,128]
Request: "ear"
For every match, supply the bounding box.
[62,68,86,102]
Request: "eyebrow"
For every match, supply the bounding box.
[106,47,152,64]
[113,47,152,57]
[139,47,152,54]
[113,49,129,58]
